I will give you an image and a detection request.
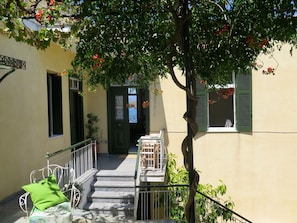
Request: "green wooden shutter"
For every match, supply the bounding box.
[196,80,208,132]
[236,70,252,132]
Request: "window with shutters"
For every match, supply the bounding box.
[208,74,236,131]
[196,70,252,132]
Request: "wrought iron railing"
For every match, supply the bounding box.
[45,139,97,179]
[134,184,252,223]
[196,191,252,223]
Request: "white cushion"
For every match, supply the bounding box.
[29,202,71,223]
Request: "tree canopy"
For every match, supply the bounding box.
[1,0,297,89]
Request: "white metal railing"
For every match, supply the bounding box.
[134,129,167,220]
[46,139,97,179]
[139,129,165,171]
[134,141,142,219]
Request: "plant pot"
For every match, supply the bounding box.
[92,143,99,161]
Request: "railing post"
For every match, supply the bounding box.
[94,140,97,169]
[45,152,50,176]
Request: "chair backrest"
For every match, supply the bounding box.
[29,164,75,189]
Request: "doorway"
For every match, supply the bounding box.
[69,77,84,145]
[108,86,149,154]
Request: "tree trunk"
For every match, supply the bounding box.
[181,1,200,222]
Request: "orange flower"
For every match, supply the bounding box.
[57,70,68,76]
[262,67,275,75]
[267,67,274,73]
[215,25,230,36]
[259,38,268,48]
[142,100,149,108]
[36,9,43,21]
[49,0,55,6]
[228,88,234,95]
[92,54,99,60]
[217,88,234,99]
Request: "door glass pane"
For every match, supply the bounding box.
[128,88,137,94]
[128,95,137,123]
[128,88,138,123]
[115,95,124,120]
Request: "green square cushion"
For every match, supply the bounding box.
[22,174,68,211]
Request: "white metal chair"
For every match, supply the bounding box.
[19,164,81,223]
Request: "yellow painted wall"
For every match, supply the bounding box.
[150,44,297,223]
[83,86,108,153]
[0,35,75,201]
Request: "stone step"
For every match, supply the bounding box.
[88,190,134,203]
[96,170,135,181]
[92,180,134,191]
[85,202,134,217]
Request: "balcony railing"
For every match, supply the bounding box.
[134,184,252,223]
[135,130,167,183]
[139,130,166,171]
[45,139,97,179]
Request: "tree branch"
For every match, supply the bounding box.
[168,54,199,102]
[207,0,228,21]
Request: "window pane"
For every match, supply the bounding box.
[209,90,234,127]
[128,95,137,123]
[47,73,63,137]
[128,88,136,94]
[115,95,124,120]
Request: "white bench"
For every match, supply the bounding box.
[19,164,81,223]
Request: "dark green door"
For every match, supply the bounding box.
[108,87,130,154]
[69,78,84,145]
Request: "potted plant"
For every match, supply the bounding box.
[85,113,100,154]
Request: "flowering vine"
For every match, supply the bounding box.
[262,67,275,75]
[200,80,235,104]
[142,100,150,108]
[92,54,105,70]
[152,88,163,95]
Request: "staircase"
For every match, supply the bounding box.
[84,169,135,218]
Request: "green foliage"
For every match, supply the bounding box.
[166,153,235,222]
[1,1,297,89]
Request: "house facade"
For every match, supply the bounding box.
[1,32,297,222]
[153,44,297,223]
[0,35,77,200]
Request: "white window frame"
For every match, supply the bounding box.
[69,77,80,91]
[207,73,237,132]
